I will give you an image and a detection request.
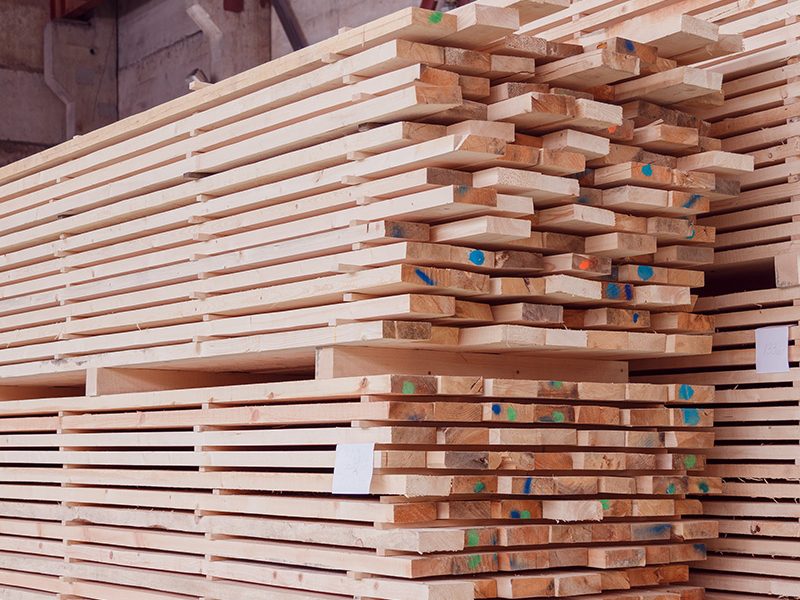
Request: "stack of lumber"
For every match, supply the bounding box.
[626,2,800,599]
[0,373,719,600]
[0,0,760,598]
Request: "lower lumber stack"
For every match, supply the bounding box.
[0,373,717,600]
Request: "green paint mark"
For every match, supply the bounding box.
[600,499,610,510]
[699,481,710,493]
[467,530,480,547]
[473,481,486,493]
[507,405,518,422]
[550,380,563,389]
[552,410,565,423]
[684,454,697,469]
[666,483,676,495]
[520,510,531,519]
[401,381,416,395]
[467,554,481,569]
[429,10,444,23]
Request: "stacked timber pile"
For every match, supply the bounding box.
[0,1,757,599]
[627,2,800,599]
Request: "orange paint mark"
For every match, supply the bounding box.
[608,125,618,134]
[579,260,591,270]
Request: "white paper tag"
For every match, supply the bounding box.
[332,443,374,495]
[756,325,790,374]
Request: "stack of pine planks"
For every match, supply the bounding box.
[628,1,800,599]
[0,0,766,598]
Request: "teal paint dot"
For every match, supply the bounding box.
[467,530,480,547]
[467,554,481,569]
[679,384,695,400]
[520,510,531,519]
[642,163,653,176]
[607,283,621,299]
[491,403,501,415]
[637,265,654,281]
[600,499,610,510]
[550,380,563,389]
[552,410,565,423]
[686,227,696,240]
[682,407,701,426]
[468,249,485,265]
[507,405,518,422]
[429,10,444,23]
[699,481,710,493]
[401,381,416,395]
[666,483,676,495]
[684,454,697,469]
[473,481,486,493]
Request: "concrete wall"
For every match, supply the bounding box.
[118,0,270,118]
[271,0,416,58]
[0,0,63,166]
[0,0,412,167]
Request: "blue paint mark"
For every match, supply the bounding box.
[684,194,701,209]
[491,403,502,415]
[642,163,653,176]
[414,268,435,286]
[469,249,485,266]
[650,523,671,535]
[679,384,695,400]
[623,39,636,52]
[637,265,654,281]
[457,184,469,194]
[682,407,701,426]
[490,533,498,545]
[624,284,633,301]
[510,510,521,519]
[523,477,533,495]
[694,543,707,554]
[578,196,590,204]
[607,283,621,299]
[391,224,403,237]
[633,312,640,323]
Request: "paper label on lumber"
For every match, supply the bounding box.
[332,443,375,494]
[755,326,790,374]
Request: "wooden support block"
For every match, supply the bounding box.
[85,368,262,396]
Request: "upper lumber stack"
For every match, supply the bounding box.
[622,2,800,599]
[0,1,759,598]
